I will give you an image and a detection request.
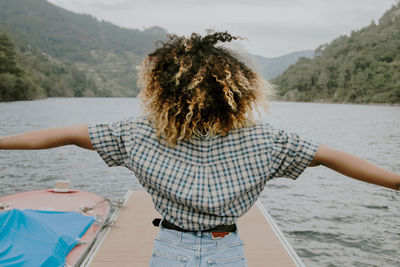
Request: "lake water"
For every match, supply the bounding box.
[0,98,399,267]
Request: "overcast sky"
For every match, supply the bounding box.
[48,0,397,58]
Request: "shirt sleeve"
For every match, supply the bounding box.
[88,119,135,167]
[269,128,319,180]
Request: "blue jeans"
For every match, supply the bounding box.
[150,227,248,267]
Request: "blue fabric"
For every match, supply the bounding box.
[150,227,247,266]
[0,209,95,267]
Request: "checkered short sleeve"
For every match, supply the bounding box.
[88,119,136,167]
[269,128,319,179]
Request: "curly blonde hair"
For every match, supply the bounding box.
[138,31,273,145]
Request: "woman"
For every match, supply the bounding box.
[1,32,399,267]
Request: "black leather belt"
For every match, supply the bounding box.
[152,218,237,233]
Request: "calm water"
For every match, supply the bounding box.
[0,98,399,267]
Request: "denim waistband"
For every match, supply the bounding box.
[155,226,244,251]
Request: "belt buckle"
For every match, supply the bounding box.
[211,232,230,240]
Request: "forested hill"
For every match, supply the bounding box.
[273,3,400,104]
[0,0,168,100]
[0,0,314,101]
[0,0,166,61]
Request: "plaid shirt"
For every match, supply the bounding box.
[89,116,319,231]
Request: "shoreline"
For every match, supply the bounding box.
[1,96,400,107]
[271,99,400,107]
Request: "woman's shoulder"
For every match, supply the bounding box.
[96,116,155,137]
[213,120,281,145]
[117,115,152,128]
[236,120,278,135]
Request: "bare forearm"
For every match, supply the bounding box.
[0,125,93,150]
[313,144,400,191]
[0,128,72,149]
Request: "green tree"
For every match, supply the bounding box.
[0,31,45,101]
[0,32,20,75]
[272,2,400,104]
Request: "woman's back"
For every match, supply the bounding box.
[89,115,318,231]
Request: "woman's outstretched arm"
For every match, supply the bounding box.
[310,144,400,191]
[0,125,94,150]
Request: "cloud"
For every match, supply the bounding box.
[48,0,397,57]
[78,0,309,9]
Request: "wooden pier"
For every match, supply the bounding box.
[83,190,304,267]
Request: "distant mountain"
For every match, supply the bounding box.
[0,0,166,61]
[251,50,315,80]
[0,0,168,99]
[273,3,400,104]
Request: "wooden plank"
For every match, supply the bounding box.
[90,190,301,266]
[90,190,158,267]
[238,204,298,267]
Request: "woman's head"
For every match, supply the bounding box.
[138,31,273,145]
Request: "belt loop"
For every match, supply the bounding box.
[178,230,183,246]
[216,237,221,250]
